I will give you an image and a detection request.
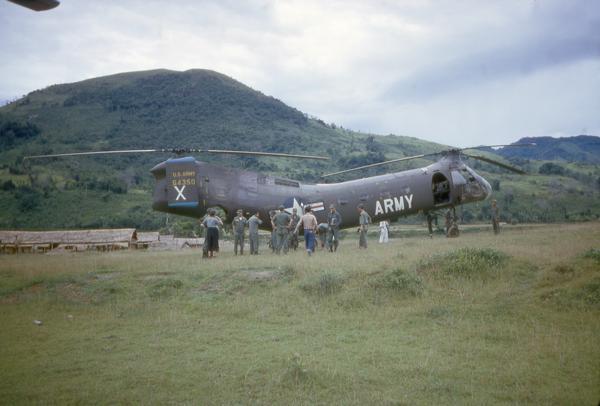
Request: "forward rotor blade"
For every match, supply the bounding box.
[461,142,537,151]
[24,149,162,159]
[25,148,328,161]
[322,153,436,178]
[462,153,527,174]
[204,149,329,160]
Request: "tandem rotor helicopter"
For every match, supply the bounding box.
[25,143,533,232]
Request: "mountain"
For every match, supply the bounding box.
[0,69,443,230]
[0,69,598,231]
[497,135,600,164]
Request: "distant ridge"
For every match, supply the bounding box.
[498,135,600,163]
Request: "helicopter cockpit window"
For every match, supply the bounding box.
[451,170,466,186]
[461,167,476,182]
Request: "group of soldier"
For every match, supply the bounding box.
[268,204,345,255]
[218,204,348,257]
[202,199,501,257]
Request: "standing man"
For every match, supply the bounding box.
[248,211,262,255]
[269,210,276,253]
[317,223,329,250]
[327,204,342,252]
[232,209,247,255]
[294,206,318,256]
[272,205,291,254]
[491,200,500,235]
[289,208,300,251]
[357,204,371,249]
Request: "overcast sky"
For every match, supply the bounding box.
[1,0,598,147]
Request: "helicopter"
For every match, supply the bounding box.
[25,143,533,232]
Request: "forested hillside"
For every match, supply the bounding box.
[0,69,598,232]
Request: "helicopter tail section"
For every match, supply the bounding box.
[165,157,200,208]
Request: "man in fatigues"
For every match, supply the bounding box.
[289,208,300,251]
[327,204,342,252]
[357,204,371,249]
[232,209,247,255]
[317,223,329,250]
[248,211,262,254]
[269,210,276,253]
[491,200,500,235]
[272,205,291,254]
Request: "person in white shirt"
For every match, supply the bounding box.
[379,220,389,243]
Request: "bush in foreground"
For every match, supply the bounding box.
[418,247,509,277]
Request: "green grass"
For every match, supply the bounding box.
[1,223,599,404]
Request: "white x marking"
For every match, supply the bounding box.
[174,185,186,201]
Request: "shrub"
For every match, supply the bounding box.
[419,248,509,277]
[370,267,424,297]
[582,248,600,263]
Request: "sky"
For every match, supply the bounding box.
[1,0,599,147]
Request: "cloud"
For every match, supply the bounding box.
[0,0,598,146]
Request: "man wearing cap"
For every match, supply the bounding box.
[232,209,248,255]
[327,204,342,252]
[248,210,263,255]
[272,205,291,254]
[357,204,371,249]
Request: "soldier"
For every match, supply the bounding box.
[327,204,342,252]
[289,208,300,251]
[294,205,318,255]
[232,209,247,255]
[491,199,500,235]
[248,211,262,254]
[317,223,329,250]
[268,210,276,253]
[272,205,291,254]
[357,204,371,249]
[426,212,434,238]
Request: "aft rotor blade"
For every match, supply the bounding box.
[322,153,437,178]
[204,149,329,160]
[24,149,162,159]
[463,153,527,174]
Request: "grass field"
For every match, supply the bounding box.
[1,223,599,404]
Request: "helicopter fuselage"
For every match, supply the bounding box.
[150,153,492,230]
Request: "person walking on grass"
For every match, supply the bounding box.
[294,206,318,256]
[201,209,223,258]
